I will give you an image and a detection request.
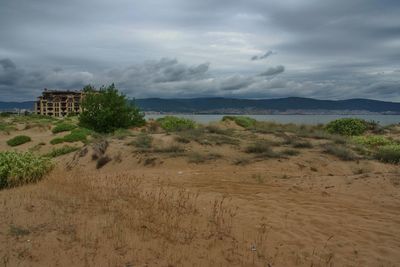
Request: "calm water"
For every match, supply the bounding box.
[145,114,400,126]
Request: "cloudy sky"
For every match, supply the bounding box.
[1,0,399,101]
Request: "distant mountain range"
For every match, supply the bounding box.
[1,97,400,114]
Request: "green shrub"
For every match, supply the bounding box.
[0,151,53,189]
[52,123,77,133]
[326,118,368,136]
[49,128,91,144]
[63,128,90,143]
[375,145,400,164]
[44,146,79,158]
[79,84,145,133]
[157,116,196,132]
[7,135,31,147]
[50,138,64,145]
[353,135,394,148]
[322,143,358,161]
[222,116,257,128]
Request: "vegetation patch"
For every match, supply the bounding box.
[326,118,368,136]
[187,152,222,163]
[132,133,153,151]
[51,128,92,145]
[157,116,196,132]
[177,128,239,146]
[281,148,300,156]
[51,123,77,134]
[0,151,53,189]
[7,135,31,147]
[245,140,274,154]
[153,144,185,154]
[222,116,257,128]
[322,143,358,161]
[45,146,80,158]
[353,135,394,148]
[374,144,400,164]
[113,128,133,140]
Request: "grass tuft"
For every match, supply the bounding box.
[7,135,31,147]
[45,146,80,158]
[0,151,53,189]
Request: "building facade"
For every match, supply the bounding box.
[35,89,83,117]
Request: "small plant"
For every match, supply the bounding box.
[187,152,221,163]
[374,144,400,164]
[6,135,31,147]
[52,123,77,134]
[132,133,153,150]
[322,143,358,161]
[50,138,64,145]
[45,146,79,158]
[326,118,368,136]
[113,128,133,140]
[153,144,185,154]
[222,116,257,128]
[0,151,53,189]
[157,116,196,132]
[281,148,300,156]
[245,140,273,154]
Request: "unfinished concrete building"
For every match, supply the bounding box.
[35,89,83,117]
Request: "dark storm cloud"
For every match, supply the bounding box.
[251,51,274,61]
[259,66,285,76]
[0,0,399,101]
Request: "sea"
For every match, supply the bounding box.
[145,114,400,126]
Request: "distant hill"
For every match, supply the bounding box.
[134,97,400,114]
[0,101,35,111]
[1,97,400,114]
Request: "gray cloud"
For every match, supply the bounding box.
[0,0,400,101]
[251,50,275,61]
[259,65,285,76]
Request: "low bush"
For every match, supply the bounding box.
[132,133,153,150]
[322,143,358,161]
[7,135,31,147]
[52,123,77,134]
[113,128,133,140]
[45,146,80,158]
[222,116,257,128]
[187,152,222,163]
[157,116,196,132]
[245,140,274,154]
[281,149,300,156]
[374,145,400,164]
[153,144,185,154]
[177,128,239,146]
[353,135,394,148]
[49,128,91,145]
[50,138,64,145]
[326,118,368,136]
[0,151,53,189]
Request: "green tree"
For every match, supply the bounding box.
[79,84,145,133]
